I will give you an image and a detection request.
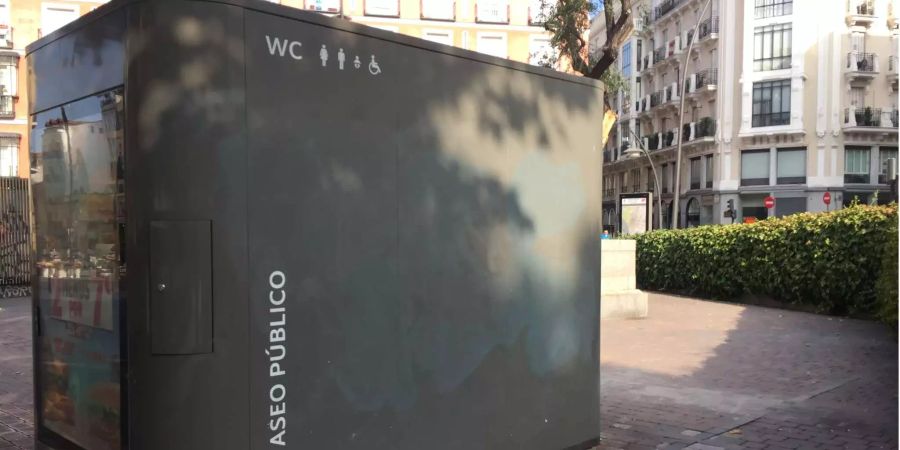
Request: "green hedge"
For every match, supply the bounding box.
[632,204,898,321]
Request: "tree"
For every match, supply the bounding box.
[542,0,634,81]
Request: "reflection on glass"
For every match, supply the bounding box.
[31,88,125,450]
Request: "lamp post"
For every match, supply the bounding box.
[672,0,713,229]
[624,130,663,230]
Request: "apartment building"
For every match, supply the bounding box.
[600,0,899,232]
[0,0,106,179]
[275,0,556,65]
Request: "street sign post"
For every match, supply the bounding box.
[764,196,775,210]
[823,191,831,211]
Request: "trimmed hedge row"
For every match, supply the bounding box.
[632,204,898,321]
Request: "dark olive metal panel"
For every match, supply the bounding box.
[149,220,213,355]
[122,1,249,449]
[245,8,603,450]
[27,8,125,114]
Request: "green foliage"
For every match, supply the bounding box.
[541,0,595,74]
[632,204,899,322]
[600,68,629,96]
[875,216,898,326]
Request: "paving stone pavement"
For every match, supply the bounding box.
[0,297,34,449]
[1,294,897,450]
[599,294,898,450]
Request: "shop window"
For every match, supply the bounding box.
[741,150,770,186]
[776,147,805,184]
[844,146,870,184]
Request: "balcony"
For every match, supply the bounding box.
[0,95,13,119]
[843,106,898,130]
[846,52,879,80]
[650,91,663,109]
[642,54,652,73]
[604,188,617,199]
[475,3,510,24]
[686,68,718,95]
[682,117,716,144]
[0,25,12,49]
[889,56,898,84]
[653,46,666,66]
[846,0,876,27]
[652,0,685,23]
[663,82,680,106]
[666,36,682,60]
[698,16,719,42]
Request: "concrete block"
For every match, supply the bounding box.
[600,290,649,319]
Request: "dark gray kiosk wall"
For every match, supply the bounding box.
[245,8,604,450]
[123,2,250,450]
[28,0,603,448]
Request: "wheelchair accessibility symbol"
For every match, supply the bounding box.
[368,55,382,75]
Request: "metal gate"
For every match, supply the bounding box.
[0,177,32,294]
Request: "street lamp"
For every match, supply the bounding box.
[623,130,663,230]
[672,0,714,229]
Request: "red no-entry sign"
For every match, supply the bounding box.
[823,192,831,205]
[764,196,775,209]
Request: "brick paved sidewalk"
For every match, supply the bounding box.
[600,293,898,450]
[0,297,34,449]
[1,294,897,450]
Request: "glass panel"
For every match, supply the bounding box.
[742,151,770,180]
[690,158,701,184]
[364,0,399,16]
[31,88,125,450]
[880,147,898,174]
[421,0,454,19]
[845,147,870,175]
[305,0,342,12]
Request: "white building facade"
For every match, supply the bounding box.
[597,0,899,233]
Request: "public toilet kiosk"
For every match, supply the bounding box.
[27,0,604,448]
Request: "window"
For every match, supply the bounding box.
[41,3,79,36]
[0,0,9,25]
[752,79,791,127]
[636,40,642,68]
[704,155,714,188]
[306,0,341,12]
[844,146,870,184]
[662,163,670,193]
[646,167,655,192]
[619,172,627,193]
[776,147,806,184]
[754,0,792,18]
[622,42,632,78]
[529,35,555,66]
[0,135,16,176]
[31,89,125,450]
[741,150,770,186]
[476,0,508,23]
[879,147,898,184]
[477,33,507,58]
[849,87,865,108]
[0,93,11,118]
[0,55,16,98]
[690,157,702,190]
[753,24,792,71]
[686,198,700,227]
[632,168,641,193]
[422,29,453,46]
[422,0,454,20]
[370,25,399,32]
[365,0,400,17]
[529,0,550,24]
